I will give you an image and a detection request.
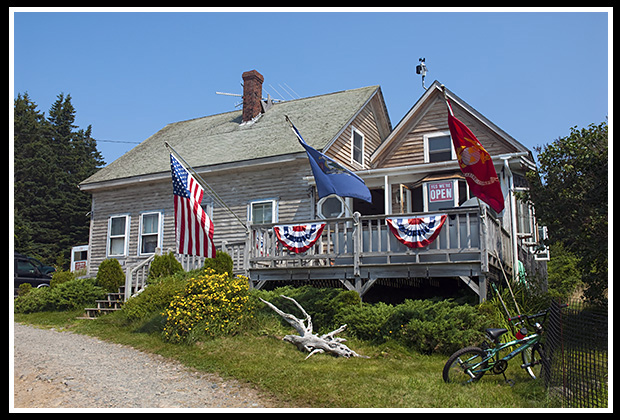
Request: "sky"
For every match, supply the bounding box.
[11,8,611,166]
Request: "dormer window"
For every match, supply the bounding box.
[351,127,364,166]
[424,131,455,163]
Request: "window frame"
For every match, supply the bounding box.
[138,211,163,256]
[107,214,130,258]
[423,131,455,163]
[317,195,346,219]
[350,126,365,167]
[248,198,278,225]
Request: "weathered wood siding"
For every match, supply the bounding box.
[324,94,387,170]
[373,93,515,168]
[87,158,313,276]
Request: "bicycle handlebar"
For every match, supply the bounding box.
[508,303,568,323]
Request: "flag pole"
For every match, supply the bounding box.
[441,84,454,117]
[165,142,249,232]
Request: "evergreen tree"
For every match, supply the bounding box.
[13,93,105,267]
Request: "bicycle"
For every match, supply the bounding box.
[442,304,567,385]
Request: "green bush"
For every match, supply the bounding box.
[203,250,234,276]
[252,286,361,334]
[336,298,489,355]
[122,271,187,321]
[335,301,396,342]
[50,270,75,288]
[14,278,106,313]
[147,251,184,283]
[96,258,125,293]
[18,282,33,296]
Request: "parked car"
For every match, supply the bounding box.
[14,252,53,296]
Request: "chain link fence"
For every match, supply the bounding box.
[545,298,608,408]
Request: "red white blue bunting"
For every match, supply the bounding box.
[386,214,447,248]
[274,223,326,253]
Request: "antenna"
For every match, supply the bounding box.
[415,58,428,90]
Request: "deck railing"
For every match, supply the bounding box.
[245,206,512,279]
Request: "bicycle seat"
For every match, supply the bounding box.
[486,328,508,342]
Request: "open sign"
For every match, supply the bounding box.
[428,181,453,202]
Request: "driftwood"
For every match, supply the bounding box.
[259,295,368,359]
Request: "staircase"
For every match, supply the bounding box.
[78,287,125,319]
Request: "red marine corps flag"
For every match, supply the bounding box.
[443,89,505,213]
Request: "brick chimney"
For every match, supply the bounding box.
[241,70,264,122]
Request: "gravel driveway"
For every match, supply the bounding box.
[12,322,278,409]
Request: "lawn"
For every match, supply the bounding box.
[14,310,551,409]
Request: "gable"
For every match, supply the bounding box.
[323,88,391,171]
[371,81,531,169]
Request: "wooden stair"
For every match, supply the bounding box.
[78,287,125,319]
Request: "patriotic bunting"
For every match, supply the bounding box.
[386,214,447,248]
[274,223,326,253]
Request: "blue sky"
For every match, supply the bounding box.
[11,9,610,165]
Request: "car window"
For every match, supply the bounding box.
[16,259,38,275]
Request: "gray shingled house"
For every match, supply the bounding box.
[79,70,547,302]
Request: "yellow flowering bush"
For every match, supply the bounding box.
[162,268,252,343]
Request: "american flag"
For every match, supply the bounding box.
[170,154,215,258]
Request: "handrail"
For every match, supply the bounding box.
[123,249,160,301]
[246,206,494,275]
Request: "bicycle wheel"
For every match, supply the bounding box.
[443,346,488,384]
[521,344,546,380]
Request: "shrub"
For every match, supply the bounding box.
[203,250,234,276]
[336,302,396,342]
[122,272,187,321]
[50,270,75,288]
[147,251,183,283]
[251,286,361,334]
[162,269,252,344]
[18,282,33,296]
[96,258,125,293]
[336,298,489,355]
[14,278,106,313]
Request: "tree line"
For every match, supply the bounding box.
[13,92,105,268]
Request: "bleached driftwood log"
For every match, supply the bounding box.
[259,295,368,359]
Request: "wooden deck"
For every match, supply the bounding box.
[226,206,513,302]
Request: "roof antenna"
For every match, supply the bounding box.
[416,58,428,90]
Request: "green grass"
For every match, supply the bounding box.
[14,310,553,409]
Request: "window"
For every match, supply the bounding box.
[516,199,535,237]
[139,212,162,255]
[108,215,129,257]
[351,127,364,166]
[249,199,277,224]
[317,196,345,219]
[424,132,455,163]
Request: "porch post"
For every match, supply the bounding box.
[384,175,392,215]
[478,274,487,303]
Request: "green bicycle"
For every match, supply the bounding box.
[442,304,567,385]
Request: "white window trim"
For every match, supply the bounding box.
[317,195,346,219]
[248,198,278,224]
[107,214,130,258]
[423,130,455,163]
[138,211,164,256]
[350,126,365,167]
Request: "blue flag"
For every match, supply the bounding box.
[286,117,372,203]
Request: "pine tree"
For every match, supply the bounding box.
[13,93,104,267]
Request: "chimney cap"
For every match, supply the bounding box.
[242,69,264,82]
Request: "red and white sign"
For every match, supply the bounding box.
[428,181,453,202]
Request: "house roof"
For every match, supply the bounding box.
[371,80,531,163]
[80,85,382,188]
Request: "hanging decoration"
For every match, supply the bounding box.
[274,223,326,253]
[386,214,447,248]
